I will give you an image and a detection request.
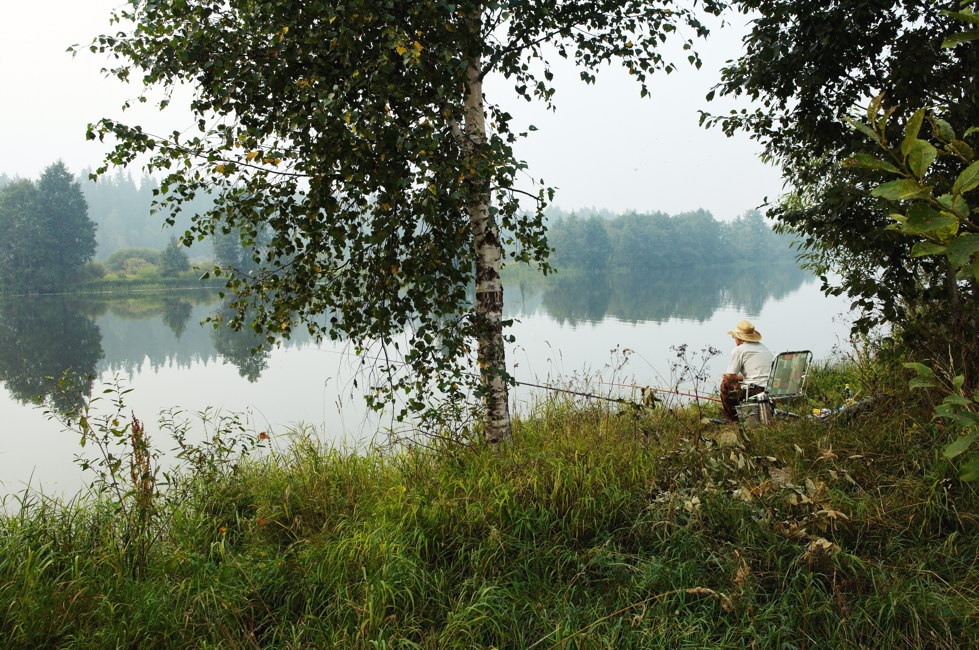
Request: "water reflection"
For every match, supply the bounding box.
[0,292,320,408]
[162,298,193,339]
[209,302,275,382]
[0,297,103,411]
[508,264,811,325]
[0,264,811,408]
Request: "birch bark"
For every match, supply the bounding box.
[462,42,512,445]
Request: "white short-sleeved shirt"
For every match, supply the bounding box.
[726,341,774,387]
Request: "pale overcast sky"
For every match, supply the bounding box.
[0,1,783,220]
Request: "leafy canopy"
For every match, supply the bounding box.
[86,0,721,426]
[702,0,979,332]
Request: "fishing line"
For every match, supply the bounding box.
[310,344,707,407]
[598,381,722,403]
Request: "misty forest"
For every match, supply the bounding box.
[1,1,978,647]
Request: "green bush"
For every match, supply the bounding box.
[103,248,162,273]
[76,261,106,282]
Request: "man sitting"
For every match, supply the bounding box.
[720,319,774,423]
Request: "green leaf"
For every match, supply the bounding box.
[948,139,975,161]
[959,459,979,482]
[941,10,979,27]
[909,378,937,389]
[901,203,958,236]
[846,118,880,144]
[966,127,979,138]
[843,153,900,173]
[937,404,960,419]
[941,29,979,48]
[867,92,884,123]
[952,160,979,194]
[945,233,979,267]
[944,394,973,406]
[973,256,979,284]
[903,362,935,376]
[932,117,956,142]
[938,193,971,218]
[953,375,966,390]
[943,431,978,459]
[907,139,938,178]
[935,214,961,241]
[910,241,947,257]
[901,109,926,156]
[871,179,929,200]
[954,412,979,427]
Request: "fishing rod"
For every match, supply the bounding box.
[598,381,723,403]
[513,380,639,405]
[313,346,712,406]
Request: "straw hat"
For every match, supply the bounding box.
[727,319,762,342]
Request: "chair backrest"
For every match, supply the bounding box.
[766,350,813,400]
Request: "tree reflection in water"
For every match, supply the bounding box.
[0,297,104,412]
[209,302,274,382]
[0,265,812,404]
[511,263,811,326]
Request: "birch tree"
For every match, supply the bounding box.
[87,0,720,443]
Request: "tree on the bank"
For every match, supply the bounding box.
[704,0,979,342]
[0,162,97,292]
[37,162,99,287]
[88,0,721,443]
[550,214,611,271]
[0,180,43,290]
[159,237,191,277]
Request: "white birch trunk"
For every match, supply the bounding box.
[462,50,512,445]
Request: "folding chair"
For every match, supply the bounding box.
[738,350,813,426]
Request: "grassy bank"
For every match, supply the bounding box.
[76,275,225,294]
[1,376,977,647]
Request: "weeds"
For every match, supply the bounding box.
[1,364,976,647]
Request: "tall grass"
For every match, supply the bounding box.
[1,369,977,648]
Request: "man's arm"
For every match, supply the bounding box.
[724,348,744,382]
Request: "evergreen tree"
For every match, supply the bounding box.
[0,180,43,290]
[0,164,97,292]
[159,237,191,277]
[37,161,97,287]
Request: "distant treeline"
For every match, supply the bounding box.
[546,207,797,271]
[0,170,213,261]
[1,172,796,275]
[0,166,201,293]
[79,171,213,259]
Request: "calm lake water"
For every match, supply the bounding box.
[0,264,852,497]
